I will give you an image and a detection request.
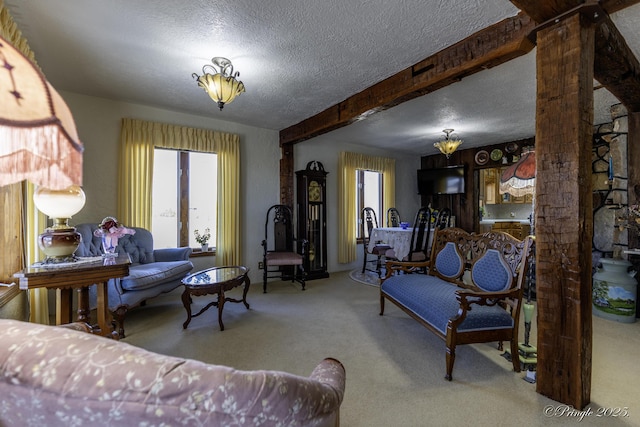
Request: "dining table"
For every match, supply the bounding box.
[368,226,436,261]
[368,227,414,261]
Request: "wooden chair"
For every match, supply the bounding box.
[434,207,451,230]
[386,207,401,227]
[262,205,307,293]
[362,207,391,277]
[385,206,432,263]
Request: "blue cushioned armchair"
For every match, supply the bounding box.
[75,223,193,337]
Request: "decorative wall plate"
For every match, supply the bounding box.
[490,149,503,161]
[505,142,518,153]
[475,150,489,165]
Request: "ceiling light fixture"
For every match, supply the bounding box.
[192,57,246,110]
[434,129,463,158]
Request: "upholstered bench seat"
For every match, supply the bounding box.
[382,274,514,335]
[380,228,534,381]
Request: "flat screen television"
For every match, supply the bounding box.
[417,165,466,195]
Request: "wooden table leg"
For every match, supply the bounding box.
[242,275,251,309]
[56,288,73,325]
[96,281,118,339]
[217,288,225,331]
[182,288,193,329]
[77,287,91,324]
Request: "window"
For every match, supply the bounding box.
[356,169,383,238]
[152,148,217,249]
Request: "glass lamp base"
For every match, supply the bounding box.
[38,227,81,263]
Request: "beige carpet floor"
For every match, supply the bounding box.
[121,271,640,427]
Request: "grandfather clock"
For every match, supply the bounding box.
[296,161,329,280]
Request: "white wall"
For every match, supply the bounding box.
[61,91,421,282]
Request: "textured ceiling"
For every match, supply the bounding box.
[6,1,640,155]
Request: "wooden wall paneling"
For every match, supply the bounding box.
[0,184,24,308]
[534,13,594,409]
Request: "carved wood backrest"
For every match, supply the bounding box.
[408,207,432,258]
[361,207,379,247]
[265,205,295,252]
[386,207,401,227]
[428,227,533,294]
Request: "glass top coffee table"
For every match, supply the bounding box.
[181,266,250,331]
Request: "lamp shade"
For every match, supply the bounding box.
[0,35,83,190]
[499,148,536,197]
[33,185,86,220]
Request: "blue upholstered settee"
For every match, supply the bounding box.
[380,227,534,381]
[75,223,193,337]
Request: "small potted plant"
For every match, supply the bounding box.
[194,228,211,252]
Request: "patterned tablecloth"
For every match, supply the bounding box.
[368,227,414,261]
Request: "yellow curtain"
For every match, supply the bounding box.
[118,118,241,265]
[1,1,50,323]
[337,152,395,263]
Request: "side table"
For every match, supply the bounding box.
[14,254,131,339]
[181,266,250,331]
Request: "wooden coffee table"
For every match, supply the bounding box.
[181,266,250,331]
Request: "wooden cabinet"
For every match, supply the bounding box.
[480,168,533,205]
[491,221,531,240]
[296,161,329,280]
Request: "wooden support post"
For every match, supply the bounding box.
[534,13,594,409]
[280,143,295,207]
[628,112,640,252]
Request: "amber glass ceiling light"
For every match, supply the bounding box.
[434,129,463,158]
[193,57,246,110]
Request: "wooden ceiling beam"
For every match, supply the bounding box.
[513,0,640,112]
[279,13,535,146]
[594,15,640,112]
[509,0,640,23]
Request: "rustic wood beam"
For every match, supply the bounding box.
[280,143,295,206]
[594,16,640,112]
[534,13,594,409]
[279,13,535,146]
[513,0,640,112]
[628,112,640,253]
[600,0,640,15]
[509,0,640,23]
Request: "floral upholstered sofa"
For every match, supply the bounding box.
[75,223,193,337]
[0,319,346,426]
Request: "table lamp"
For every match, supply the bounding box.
[33,185,86,262]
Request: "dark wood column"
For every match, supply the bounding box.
[280,143,295,207]
[629,112,640,252]
[534,13,595,409]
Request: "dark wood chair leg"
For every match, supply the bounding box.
[112,306,128,339]
[263,266,268,293]
[510,338,521,372]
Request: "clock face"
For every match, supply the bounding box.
[308,180,321,202]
